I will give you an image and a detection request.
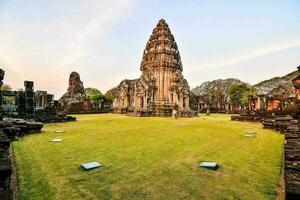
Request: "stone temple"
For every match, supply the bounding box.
[112,19,194,117]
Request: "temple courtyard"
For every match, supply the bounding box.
[13,114,283,200]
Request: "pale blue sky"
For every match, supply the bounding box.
[0,0,299,97]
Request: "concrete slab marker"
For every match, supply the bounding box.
[244,134,255,138]
[81,162,102,170]
[50,138,63,142]
[54,130,65,133]
[199,162,219,170]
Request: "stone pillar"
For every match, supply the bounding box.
[24,81,35,118]
[184,96,189,110]
[256,96,261,110]
[0,69,5,119]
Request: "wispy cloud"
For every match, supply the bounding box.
[60,0,136,66]
[0,0,299,97]
[190,38,300,70]
[0,0,136,96]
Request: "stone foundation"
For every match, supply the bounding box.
[124,107,196,118]
[231,114,262,122]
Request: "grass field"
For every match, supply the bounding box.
[13,114,284,200]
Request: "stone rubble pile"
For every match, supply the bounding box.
[0,131,11,199]
[284,119,300,199]
[0,118,43,200]
[35,107,76,123]
[257,113,300,199]
[231,114,262,122]
[261,115,293,132]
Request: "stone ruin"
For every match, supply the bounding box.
[59,71,93,114]
[0,80,75,123]
[0,67,78,200]
[0,69,44,200]
[1,81,35,119]
[35,90,54,109]
[231,89,295,122]
[112,19,195,117]
[34,89,76,123]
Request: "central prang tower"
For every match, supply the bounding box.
[140,19,190,114]
[112,19,192,117]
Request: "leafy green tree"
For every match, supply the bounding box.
[1,84,14,104]
[85,87,102,99]
[192,78,242,109]
[228,83,256,108]
[105,87,117,103]
[189,91,198,110]
[1,84,12,91]
[91,94,107,101]
[84,87,113,109]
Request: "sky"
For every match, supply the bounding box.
[0,0,300,98]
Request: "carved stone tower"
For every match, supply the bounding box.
[112,19,192,117]
[140,19,190,114]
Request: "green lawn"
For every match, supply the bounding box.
[13,114,284,200]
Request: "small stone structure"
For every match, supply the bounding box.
[59,72,93,113]
[35,91,76,123]
[112,19,195,117]
[35,90,54,109]
[248,95,294,111]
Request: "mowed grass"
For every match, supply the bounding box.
[13,114,284,200]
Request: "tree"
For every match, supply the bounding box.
[228,83,256,108]
[1,84,14,104]
[1,84,12,91]
[85,87,102,99]
[105,87,117,103]
[189,91,198,110]
[90,94,107,101]
[192,78,242,110]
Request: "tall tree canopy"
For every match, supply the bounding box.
[228,83,257,107]
[1,84,12,91]
[85,88,108,101]
[192,78,242,108]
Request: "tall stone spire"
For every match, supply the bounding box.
[140,19,182,72]
[112,19,193,117]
